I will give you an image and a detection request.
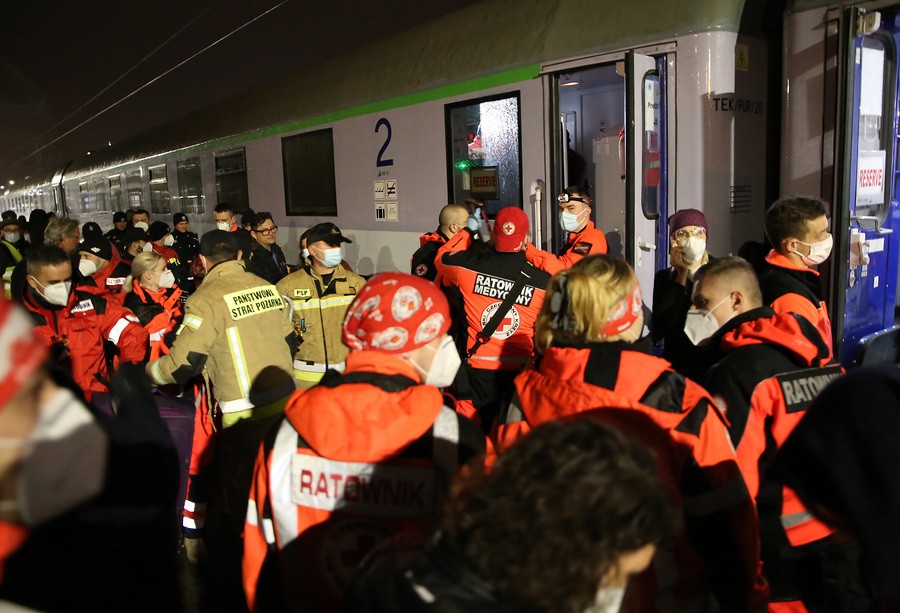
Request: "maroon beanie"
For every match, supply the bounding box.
[668,208,708,237]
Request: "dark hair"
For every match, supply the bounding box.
[214,202,235,216]
[241,208,257,229]
[764,196,828,249]
[445,419,672,612]
[563,185,592,202]
[27,245,71,276]
[251,211,274,230]
[132,208,150,219]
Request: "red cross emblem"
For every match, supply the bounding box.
[502,222,515,235]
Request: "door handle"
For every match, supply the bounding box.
[851,214,893,234]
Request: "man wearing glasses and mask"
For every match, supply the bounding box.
[524,186,608,275]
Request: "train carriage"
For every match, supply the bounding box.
[3,0,898,366]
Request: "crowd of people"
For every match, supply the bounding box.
[0,192,894,612]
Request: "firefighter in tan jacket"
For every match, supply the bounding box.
[276,222,365,389]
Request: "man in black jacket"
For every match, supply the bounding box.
[247,211,288,284]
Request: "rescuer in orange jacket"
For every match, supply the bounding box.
[434,206,551,430]
[524,186,608,275]
[242,272,486,612]
[21,246,149,402]
[494,254,769,612]
[692,257,871,611]
[410,204,469,281]
[760,196,833,355]
[123,251,184,361]
[76,236,131,305]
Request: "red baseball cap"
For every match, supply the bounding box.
[342,273,451,354]
[491,207,529,253]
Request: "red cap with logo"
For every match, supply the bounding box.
[0,300,47,408]
[342,273,451,354]
[491,206,529,253]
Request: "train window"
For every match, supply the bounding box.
[79,182,94,213]
[282,129,337,216]
[215,150,250,213]
[445,93,522,217]
[855,36,893,223]
[177,157,204,215]
[93,177,110,212]
[109,175,123,210]
[641,73,661,219]
[149,164,170,214]
[126,169,143,209]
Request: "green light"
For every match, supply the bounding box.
[454,159,471,172]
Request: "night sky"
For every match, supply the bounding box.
[0,0,485,187]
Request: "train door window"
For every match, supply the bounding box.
[445,93,521,217]
[109,175,123,210]
[282,129,337,216]
[177,157,203,214]
[149,164,170,214]
[215,149,249,212]
[557,66,627,256]
[641,72,662,219]
[126,169,143,209]
[93,177,109,212]
[855,37,893,223]
[79,182,93,212]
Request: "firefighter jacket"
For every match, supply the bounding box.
[703,307,839,549]
[124,281,184,361]
[0,240,23,299]
[78,251,130,305]
[495,342,769,612]
[248,242,289,285]
[275,263,366,389]
[760,250,832,356]
[524,220,608,275]
[410,229,450,281]
[242,350,487,612]
[23,287,148,401]
[435,230,550,371]
[147,259,295,426]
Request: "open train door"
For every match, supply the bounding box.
[832,7,900,364]
[625,51,664,297]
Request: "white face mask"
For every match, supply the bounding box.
[31,278,72,307]
[0,387,108,527]
[141,242,153,253]
[163,234,175,247]
[215,221,231,232]
[315,246,343,268]
[409,337,462,388]
[133,221,149,232]
[680,236,707,265]
[792,234,833,266]
[158,269,176,289]
[3,232,20,244]
[78,258,98,277]
[300,248,310,260]
[683,294,732,346]
[559,208,587,233]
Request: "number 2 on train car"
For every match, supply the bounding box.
[375,118,394,167]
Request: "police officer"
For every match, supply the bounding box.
[104,211,129,254]
[0,219,27,299]
[171,212,200,282]
[760,196,834,354]
[276,222,365,389]
[146,230,296,600]
[410,204,469,281]
[693,257,868,610]
[435,206,551,430]
[243,273,486,612]
[524,186,608,275]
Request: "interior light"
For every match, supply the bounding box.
[7,180,13,185]
[560,81,580,87]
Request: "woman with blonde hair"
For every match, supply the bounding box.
[494,254,768,613]
[123,251,183,360]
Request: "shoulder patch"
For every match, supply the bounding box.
[415,263,429,277]
[572,242,593,255]
[294,288,312,298]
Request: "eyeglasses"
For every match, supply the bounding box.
[557,193,591,205]
[255,226,278,235]
[673,227,706,241]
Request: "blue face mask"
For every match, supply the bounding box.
[315,246,342,268]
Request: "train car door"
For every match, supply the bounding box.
[832,7,900,364]
[545,49,670,299]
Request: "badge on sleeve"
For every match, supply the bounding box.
[294,288,312,298]
[572,242,593,255]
